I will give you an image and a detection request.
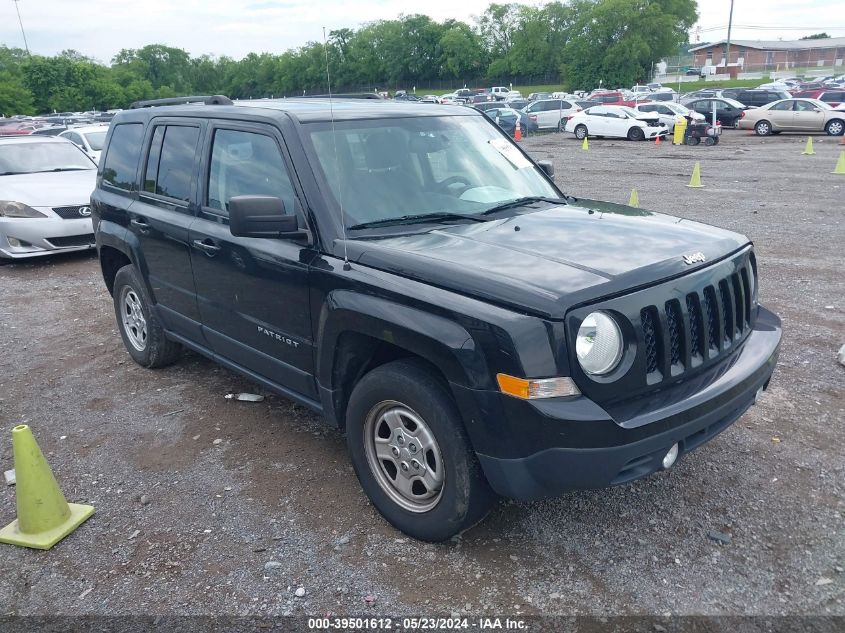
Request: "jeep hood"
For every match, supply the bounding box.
[348,200,749,318]
[0,170,97,208]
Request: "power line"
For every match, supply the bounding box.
[12,0,30,55]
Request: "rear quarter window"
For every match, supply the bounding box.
[101,123,144,191]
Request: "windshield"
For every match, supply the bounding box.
[84,131,107,151]
[617,106,639,117]
[665,103,689,114]
[305,115,560,230]
[0,141,95,175]
[722,98,746,108]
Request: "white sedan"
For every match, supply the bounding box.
[632,102,705,131]
[59,124,109,163]
[563,105,668,141]
[0,136,97,261]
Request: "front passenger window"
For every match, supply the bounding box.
[207,129,295,215]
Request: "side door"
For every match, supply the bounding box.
[583,107,609,135]
[767,100,796,130]
[129,119,204,339]
[189,122,317,399]
[792,100,826,130]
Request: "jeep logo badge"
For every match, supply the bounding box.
[78,206,92,217]
[683,252,706,265]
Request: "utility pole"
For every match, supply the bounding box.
[724,0,735,71]
[13,0,30,55]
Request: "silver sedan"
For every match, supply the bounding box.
[0,136,97,261]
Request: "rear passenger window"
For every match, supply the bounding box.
[143,125,199,202]
[207,129,295,215]
[101,123,144,191]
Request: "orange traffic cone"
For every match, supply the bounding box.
[839,134,845,146]
[514,125,522,141]
[655,134,661,146]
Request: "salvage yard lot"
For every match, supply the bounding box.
[0,130,843,617]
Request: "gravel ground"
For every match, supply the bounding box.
[0,129,843,618]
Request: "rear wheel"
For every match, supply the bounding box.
[574,124,588,140]
[112,264,182,368]
[755,120,772,136]
[346,359,496,542]
[627,127,645,141]
[704,137,716,146]
[825,119,844,136]
[685,136,700,146]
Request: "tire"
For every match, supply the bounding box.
[704,137,716,146]
[574,124,588,140]
[825,119,845,136]
[557,118,566,133]
[755,120,772,136]
[345,359,496,542]
[685,136,700,146]
[627,127,645,141]
[112,264,182,368]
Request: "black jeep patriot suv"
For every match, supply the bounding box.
[92,95,781,541]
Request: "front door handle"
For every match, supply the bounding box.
[130,218,150,233]
[193,239,221,256]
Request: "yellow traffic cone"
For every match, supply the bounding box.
[0,425,94,549]
[801,137,815,155]
[581,136,589,151]
[686,161,704,188]
[628,188,639,207]
[833,151,845,175]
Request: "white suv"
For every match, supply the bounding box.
[522,98,582,130]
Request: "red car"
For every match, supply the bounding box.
[589,91,640,107]
[792,89,845,107]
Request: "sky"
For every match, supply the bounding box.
[0,0,843,63]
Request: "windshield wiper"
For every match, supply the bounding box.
[480,196,568,216]
[348,212,488,230]
[40,167,91,173]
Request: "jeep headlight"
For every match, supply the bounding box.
[576,311,624,375]
[0,201,48,218]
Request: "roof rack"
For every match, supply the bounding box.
[299,92,384,100]
[129,95,234,109]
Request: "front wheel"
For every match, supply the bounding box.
[112,264,182,368]
[826,119,845,136]
[755,120,772,136]
[346,359,496,542]
[627,127,645,141]
[574,124,588,140]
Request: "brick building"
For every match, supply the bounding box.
[689,37,845,72]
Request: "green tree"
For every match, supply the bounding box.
[0,72,34,115]
[560,0,698,90]
[800,33,830,40]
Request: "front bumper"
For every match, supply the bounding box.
[0,216,95,259]
[455,306,781,500]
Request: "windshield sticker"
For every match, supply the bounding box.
[489,138,532,170]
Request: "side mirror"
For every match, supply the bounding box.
[538,160,555,179]
[228,196,307,240]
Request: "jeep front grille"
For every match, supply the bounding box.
[641,267,753,384]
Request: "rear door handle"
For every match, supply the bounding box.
[192,239,221,256]
[130,218,150,232]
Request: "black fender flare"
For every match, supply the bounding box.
[315,290,489,430]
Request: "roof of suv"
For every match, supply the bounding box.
[115,98,475,124]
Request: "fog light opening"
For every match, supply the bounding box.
[662,443,679,469]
